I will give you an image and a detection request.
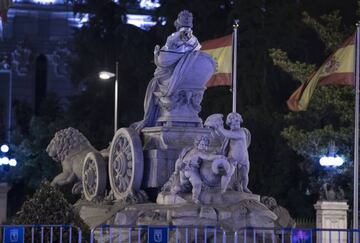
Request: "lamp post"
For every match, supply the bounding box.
[99,61,119,135]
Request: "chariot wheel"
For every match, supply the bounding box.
[108,127,144,200]
[82,151,107,201]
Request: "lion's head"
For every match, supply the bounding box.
[46,127,91,162]
[261,196,278,210]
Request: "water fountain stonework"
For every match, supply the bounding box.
[47,10,294,237]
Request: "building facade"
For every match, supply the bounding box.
[1,1,79,110]
[0,0,160,141]
[0,0,80,141]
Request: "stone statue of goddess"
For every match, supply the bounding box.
[131,10,202,131]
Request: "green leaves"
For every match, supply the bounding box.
[302,11,347,54]
[282,124,352,161]
[269,8,356,200]
[269,48,316,83]
[12,181,90,242]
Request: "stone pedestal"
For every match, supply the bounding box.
[77,192,277,236]
[314,201,349,243]
[0,183,11,224]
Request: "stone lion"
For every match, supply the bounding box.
[261,196,296,227]
[46,127,98,194]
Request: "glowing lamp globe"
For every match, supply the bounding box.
[99,71,115,80]
[1,144,9,153]
[9,159,17,167]
[319,141,344,167]
[319,155,344,167]
[1,157,9,165]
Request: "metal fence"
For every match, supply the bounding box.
[295,218,316,228]
[90,225,360,243]
[1,224,359,243]
[0,224,82,243]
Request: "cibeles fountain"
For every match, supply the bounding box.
[46,10,294,239]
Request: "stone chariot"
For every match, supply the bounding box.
[81,43,217,202]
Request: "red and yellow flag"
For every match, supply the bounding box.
[201,34,232,87]
[288,34,355,111]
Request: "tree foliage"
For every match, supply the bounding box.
[12,181,89,242]
[269,6,356,202]
[3,95,69,216]
[268,48,315,84]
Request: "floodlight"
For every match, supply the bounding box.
[9,159,17,166]
[319,155,345,167]
[319,141,344,167]
[1,157,9,165]
[1,144,9,153]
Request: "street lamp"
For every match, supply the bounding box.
[99,61,119,135]
[319,141,344,167]
[319,155,344,167]
[0,144,17,167]
[0,144,9,153]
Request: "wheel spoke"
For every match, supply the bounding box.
[108,128,143,199]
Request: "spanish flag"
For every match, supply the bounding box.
[201,35,232,87]
[288,34,355,111]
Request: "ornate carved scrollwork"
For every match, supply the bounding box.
[156,89,204,112]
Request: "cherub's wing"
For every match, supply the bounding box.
[243,128,251,148]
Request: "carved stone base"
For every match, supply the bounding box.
[156,89,204,127]
[156,90,204,127]
[141,126,212,150]
[76,193,277,241]
[156,191,260,205]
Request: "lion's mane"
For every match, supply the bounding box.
[46,127,91,162]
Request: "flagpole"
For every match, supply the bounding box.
[232,19,239,113]
[354,23,360,234]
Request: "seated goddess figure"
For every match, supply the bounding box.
[131,10,205,131]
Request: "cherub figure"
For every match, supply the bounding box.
[210,112,252,193]
[170,135,226,204]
